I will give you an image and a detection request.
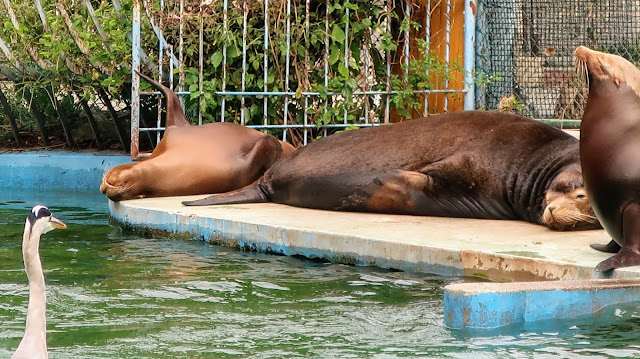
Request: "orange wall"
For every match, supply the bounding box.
[390,0,466,122]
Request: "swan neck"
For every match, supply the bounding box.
[21,225,47,345]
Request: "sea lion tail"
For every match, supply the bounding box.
[136,71,191,127]
[182,182,269,206]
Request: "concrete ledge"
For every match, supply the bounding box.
[107,196,640,282]
[0,150,129,190]
[444,279,640,329]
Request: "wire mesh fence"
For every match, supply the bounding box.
[475,0,640,127]
[131,0,476,158]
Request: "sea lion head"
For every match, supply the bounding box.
[574,46,640,96]
[100,162,147,201]
[540,163,601,231]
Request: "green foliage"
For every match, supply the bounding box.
[0,0,468,148]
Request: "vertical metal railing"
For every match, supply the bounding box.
[130,0,477,160]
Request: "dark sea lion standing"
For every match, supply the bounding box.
[100,73,295,201]
[183,110,601,231]
[574,46,640,271]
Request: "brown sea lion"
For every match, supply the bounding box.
[574,46,640,271]
[100,73,295,201]
[183,110,601,231]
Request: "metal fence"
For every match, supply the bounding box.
[475,0,640,126]
[130,0,476,160]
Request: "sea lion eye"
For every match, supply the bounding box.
[576,193,586,199]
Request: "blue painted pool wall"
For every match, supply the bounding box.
[444,285,640,329]
[0,151,130,190]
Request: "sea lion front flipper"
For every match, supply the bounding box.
[595,202,640,272]
[590,239,621,253]
[336,169,434,214]
[241,134,283,178]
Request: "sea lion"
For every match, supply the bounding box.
[574,46,640,271]
[183,110,601,231]
[100,73,295,201]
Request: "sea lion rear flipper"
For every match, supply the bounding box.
[595,203,640,271]
[590,239,621,253]
[182,181,269,206]
[136,71,191,128]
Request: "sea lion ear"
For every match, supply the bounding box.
[614,77,620,87]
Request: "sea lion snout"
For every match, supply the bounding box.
[100,165,144,201]
[541,168,601,231]
[541,188,600,231]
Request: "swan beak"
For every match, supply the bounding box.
[49,216,67,230]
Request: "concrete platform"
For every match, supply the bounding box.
[444,279,640,329]
[107,195,640,281]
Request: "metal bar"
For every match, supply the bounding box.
[444,0,451,111]
[141,0,180,65]
[263,0,269,130]
[474,0,485,107]
[363,27,370,124]
[221,0,228,122]
[157,0,164,144]
[424,0,431,116]
[241,0,248,125]
[131,0,141,159]
[404,1,410,81]
[246,123,381,129]
[384,0,391,124]
[179,0,185,102]
[283,0,291,141]
[343,7,349,125]
[140,122,384,132]
[112,0,154,72]
[175,89,468,97]
[146,88,467,97]
[304,0,310,144]
[198,3,204,125]
[323,1,329,131]
[463,0,476,110]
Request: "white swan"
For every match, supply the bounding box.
[12,205,66,359]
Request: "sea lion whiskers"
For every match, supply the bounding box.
[574,56,589,89]
[541,208,599,230]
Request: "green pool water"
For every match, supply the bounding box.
[0,190,639,358]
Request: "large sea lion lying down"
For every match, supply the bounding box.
[575,46,640,271]
[184,110,601,231]
[100,73,295,201]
